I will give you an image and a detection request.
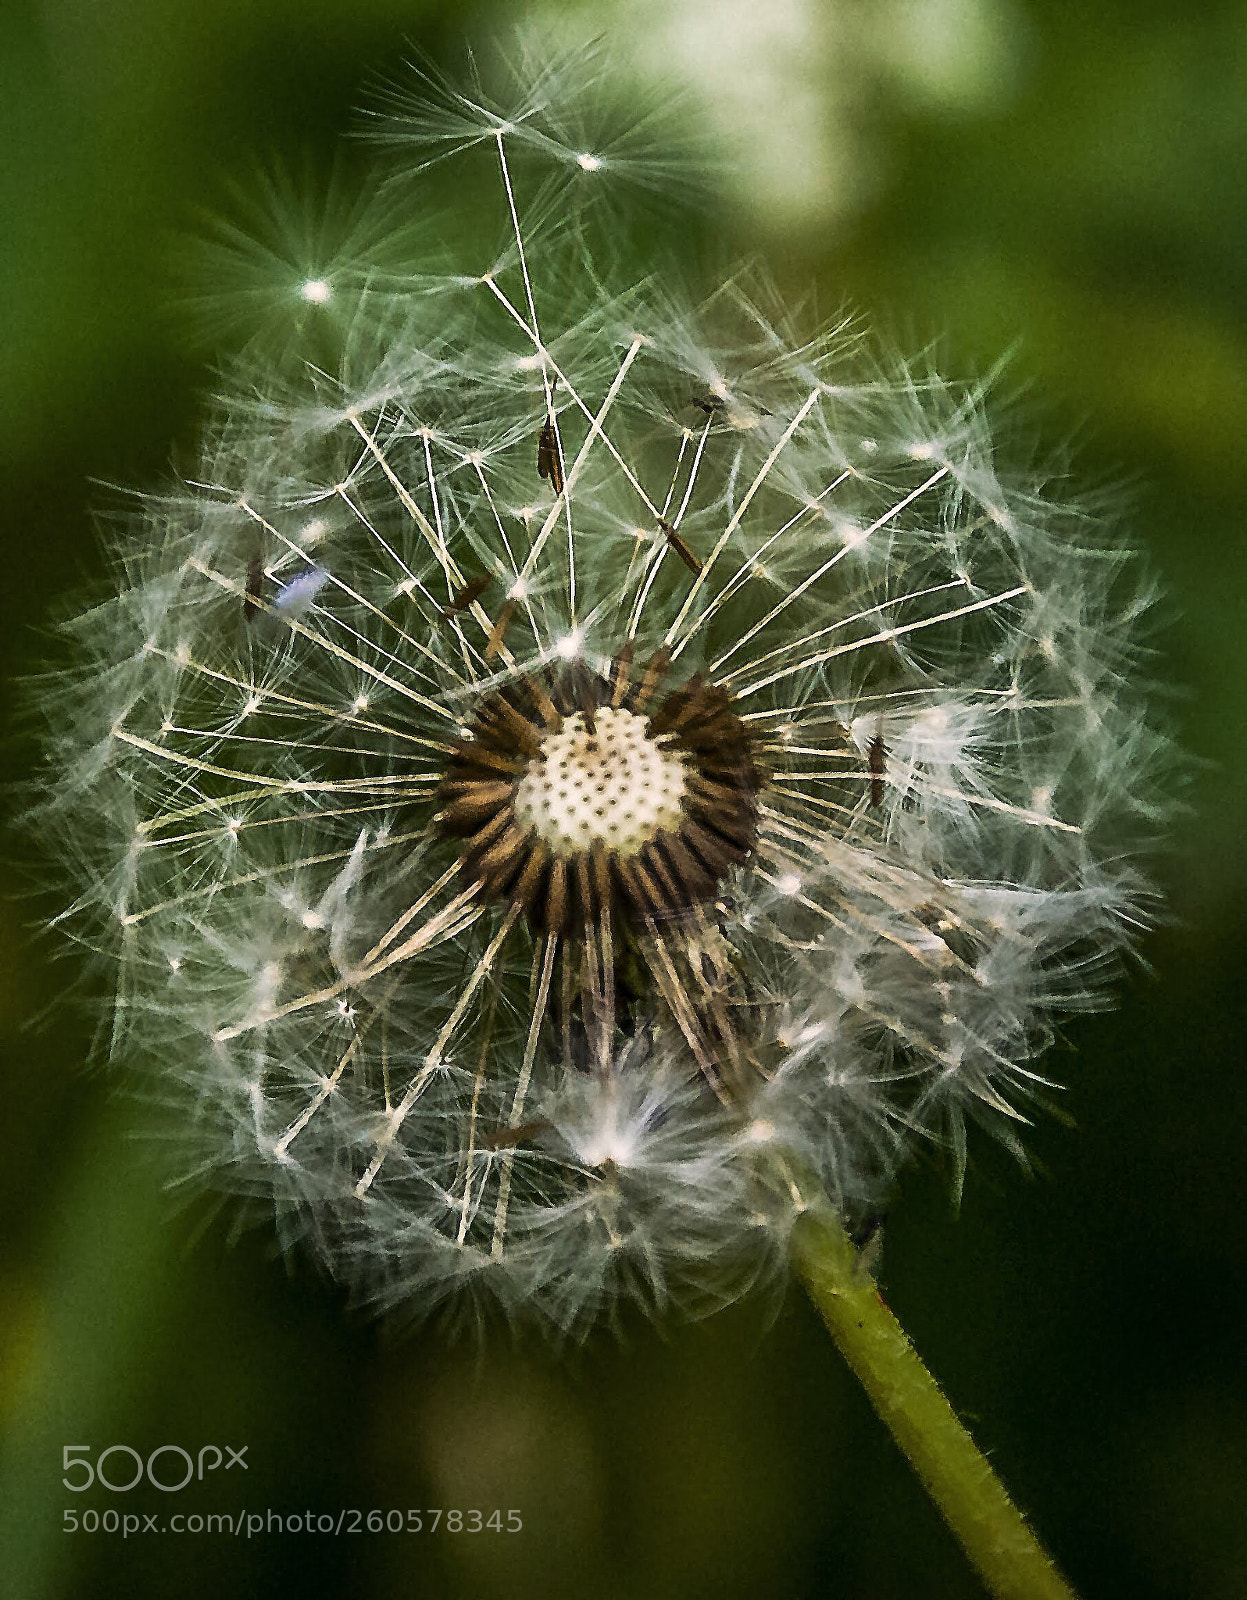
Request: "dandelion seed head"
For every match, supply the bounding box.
[28,41,1172,1334]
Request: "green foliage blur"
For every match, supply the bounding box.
[1,2,1243,1597]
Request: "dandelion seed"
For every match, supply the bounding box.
[657,516,704,576]
[537,415,565,494]
[483,1119,553,1150]
[439,573,492,618]
[485,600,517,661]
[243,552,264,622]
[868,726,886,808]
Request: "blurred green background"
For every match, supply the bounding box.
[1,2,1244,1596]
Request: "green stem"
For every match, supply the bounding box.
[791,1206,1079,1600]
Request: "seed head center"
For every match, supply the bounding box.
[513,707,687,858]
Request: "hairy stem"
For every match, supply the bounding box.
[791,1206,1079,1600]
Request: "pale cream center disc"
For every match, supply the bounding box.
[513,708,688,858]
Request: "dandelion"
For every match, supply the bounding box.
[32,41,1169,1599]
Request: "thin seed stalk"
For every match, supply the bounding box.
[791,1205,1079,1600]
